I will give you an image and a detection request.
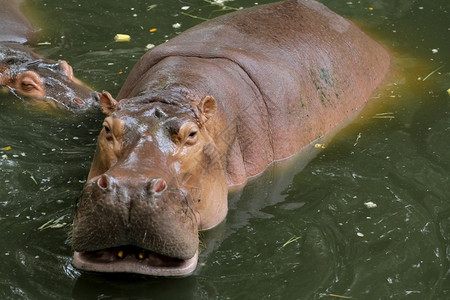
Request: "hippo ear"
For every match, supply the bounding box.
[59,60,74,80]
[99,91,118,115]
[198,95,217,121]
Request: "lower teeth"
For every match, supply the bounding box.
[116,249,147,260]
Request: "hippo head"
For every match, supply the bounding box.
[0,46,98,110]
[72,91,228,276]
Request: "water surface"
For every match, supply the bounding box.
[0,0,448,299]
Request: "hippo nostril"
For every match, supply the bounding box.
[73,98,84,105]
[152,178,167,193]
[97,175,108,189]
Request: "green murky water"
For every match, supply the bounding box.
[0,0,449,299]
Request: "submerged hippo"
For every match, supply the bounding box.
[0,0,98,110]
[72,0,390,276]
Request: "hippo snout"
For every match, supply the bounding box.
[72,173,199,264]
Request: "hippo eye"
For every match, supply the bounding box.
[186,129,198,145]
[102,123,111,134]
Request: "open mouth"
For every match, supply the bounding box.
[73,246,198,277]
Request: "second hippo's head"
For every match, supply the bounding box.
[0,44,98,111]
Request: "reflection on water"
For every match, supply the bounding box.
[1,0,449,299]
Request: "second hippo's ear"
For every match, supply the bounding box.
[99,91,118,115]
[59,60,74,80]
[198,95,217,121]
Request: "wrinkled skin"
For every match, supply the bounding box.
[0,0,98,111]
[72,0,391,276]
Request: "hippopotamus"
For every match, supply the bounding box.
[72,0,390,276]
[0,0,98,110]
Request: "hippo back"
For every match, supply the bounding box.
[0,0,34,44]
[118,0,390,184]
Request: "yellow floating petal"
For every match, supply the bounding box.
[114,34,131,42]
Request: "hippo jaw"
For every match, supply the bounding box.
[73,247,198,277]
